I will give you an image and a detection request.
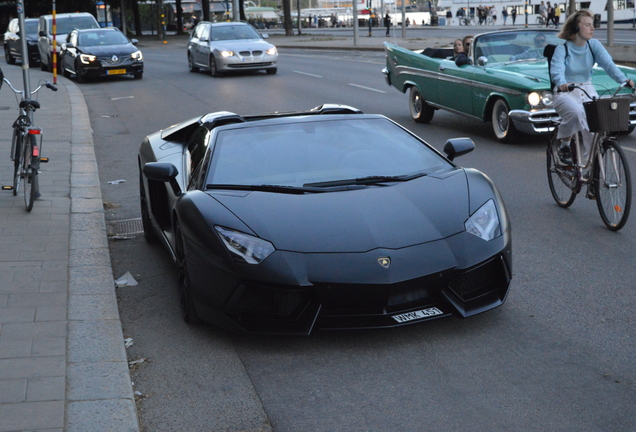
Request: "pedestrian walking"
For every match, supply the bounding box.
[384,13,391,36]
[511,7,517,24]
[547,2,555,27]
[554,4,561,27]
[491,5,497,24]
[502,7,508,24]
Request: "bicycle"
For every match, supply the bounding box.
[459,16,476,26]
[2,77,57,211]
[535,15,555,28]
[546,82,634,231]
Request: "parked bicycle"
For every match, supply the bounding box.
[546,82,634,231]
[535,15,555,28]
[2,77,57,211]
[459,15,477,26]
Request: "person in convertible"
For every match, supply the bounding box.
[510,33,549,60]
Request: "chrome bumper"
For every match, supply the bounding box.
[510,101,636,135]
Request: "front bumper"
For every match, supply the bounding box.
[218,54,277,72]
[510,99,636,135]
[186,229,513,335]
[79,61,143,78]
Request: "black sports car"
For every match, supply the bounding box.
[59,27,143,82]
[139,105,512,335]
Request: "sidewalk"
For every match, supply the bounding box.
[0,64,139,431]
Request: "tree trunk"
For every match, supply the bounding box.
[283,0,293,36]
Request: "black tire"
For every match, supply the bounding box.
[5,45,16,65]
[535,16,544,27]
[266,68,277,75]
[175,222,202,324]
[209,55,221,77]
[409,86,434,124]
[134,72,143,80]
[139,168,158,243]
[546,133,577,208]
[22,134,38,212]
[11,128,23,197]
[188,53,199,72]
[595,140,632,231]
[491,98,519,143]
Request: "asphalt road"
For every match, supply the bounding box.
[80,42,636,431]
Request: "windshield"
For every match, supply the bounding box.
[54,16,99,35]
[206,118,452,188]
[210,24,261,41]
[79,30,129,46]
[24,21,39,35]
[474,31,561,64]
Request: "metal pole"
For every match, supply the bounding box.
[607,1,614,47]
[52,0,57,83]
[16,1,31,95]
[353,0,358,46]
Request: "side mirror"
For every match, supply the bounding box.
[131,38,138,45]
[477,56,488,66]
[16,31,21,37]
[443,138,475,161]
[39,30,45,37]
[261,33,269,39]
[143,162,182,196]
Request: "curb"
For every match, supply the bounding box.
[65,80,140,431]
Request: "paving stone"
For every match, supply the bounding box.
[0,356,65,379]
[67,320,127,363]
[0,379,26,403]
[67,361,133,400]
[0,340,31,358]
[26,376,65,401]
[66,399,139,432]
[31,337,66,357]
[0,401,64,431]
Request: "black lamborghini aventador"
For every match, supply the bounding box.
[138,104,512,335]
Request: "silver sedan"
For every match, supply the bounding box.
[187,22,278,77]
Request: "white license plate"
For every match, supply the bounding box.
[392,307,443,323]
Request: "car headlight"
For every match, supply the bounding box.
[215,226,275,264]
[79,53,97,64]
[465,199,501,241]
[131,50,143,61]
[527,91,553,107]
[220,50,234,57]
[266,47,277,56]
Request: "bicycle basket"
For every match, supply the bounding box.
[583,97,630,132]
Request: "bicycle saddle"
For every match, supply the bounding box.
[20,99,40,110]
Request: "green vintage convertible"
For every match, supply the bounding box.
[383,29,636,143]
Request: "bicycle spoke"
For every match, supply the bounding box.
[547,133,576,208]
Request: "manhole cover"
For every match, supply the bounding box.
[107,218,144,237]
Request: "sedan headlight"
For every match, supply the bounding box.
[131,50,143,61]
[215,226,275,264]
[220,50,234,57]
[266,47,277,56]
[79,53,97,64]
[465,199,501,241]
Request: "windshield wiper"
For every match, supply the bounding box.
[304,172,427,188]
[205,184,320,194]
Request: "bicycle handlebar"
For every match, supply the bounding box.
[559,81,635,100]
[2,78,57,97]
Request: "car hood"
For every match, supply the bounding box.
[210,39,273,51]
[81,44,137,57]
[209,170,470,253]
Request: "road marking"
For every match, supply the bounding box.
[111,96,135,101]
[623,146,636,153]
[348,83,387,93]
[292,70,323,78]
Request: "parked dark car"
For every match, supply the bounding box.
[38,12,100,72]
[138,104,512,335]
[4,18,40,65]
[59,27,143,82]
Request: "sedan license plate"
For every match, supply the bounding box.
[107,69,126,75]
[392,307,443,323]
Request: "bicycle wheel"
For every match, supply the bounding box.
[535,17,544,27]
[22,134,38,212]
[546,132,577,207]
[594,140,632,231]
[11,128,23,196]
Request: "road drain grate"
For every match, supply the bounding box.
[107,218,144,237]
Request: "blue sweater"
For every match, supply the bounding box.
[550,39,627,88]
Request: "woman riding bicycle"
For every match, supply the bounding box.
[550,9,634,166]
